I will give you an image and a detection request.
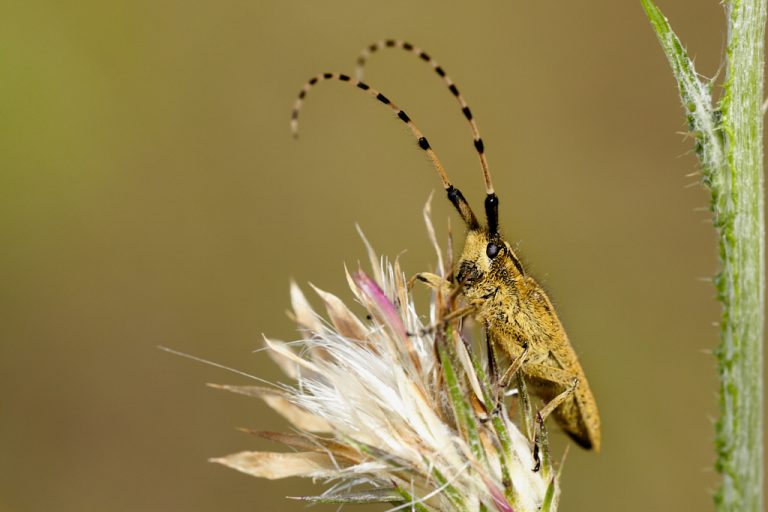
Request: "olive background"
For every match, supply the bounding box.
[1,1,762,511]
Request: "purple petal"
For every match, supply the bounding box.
[353,271,408,342]
[485,480,514,512]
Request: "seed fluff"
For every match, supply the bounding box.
[209,202,562,511]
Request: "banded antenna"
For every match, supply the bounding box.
[354,40,499,236]
[291,72,479,230]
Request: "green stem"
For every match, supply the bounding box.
[641,1,765,510]
[715,2,765,511]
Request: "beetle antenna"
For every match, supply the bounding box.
[291,72,480,230]
[356,40,496,195]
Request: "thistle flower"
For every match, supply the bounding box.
[211,205,561,511]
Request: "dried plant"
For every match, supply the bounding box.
[210,202,561,511]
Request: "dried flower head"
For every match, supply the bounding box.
[211,203,561,511]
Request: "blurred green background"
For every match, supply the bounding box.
[1,1,761,511]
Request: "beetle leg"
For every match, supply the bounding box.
[499,341,529,388]
[408,272,450,292]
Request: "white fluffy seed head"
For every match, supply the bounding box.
[212,220,561,511]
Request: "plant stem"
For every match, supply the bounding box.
[642,1,765,509]
[715,2,765,511]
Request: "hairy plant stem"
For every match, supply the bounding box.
[716,3,765,511]
[642,1,765,510]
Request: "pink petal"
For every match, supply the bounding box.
[353,271,408,343]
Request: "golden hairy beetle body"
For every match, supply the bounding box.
[457,231,601,451]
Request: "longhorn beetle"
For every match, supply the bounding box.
[290,40,601,452]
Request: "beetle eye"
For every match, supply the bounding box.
[486,243,500,259]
